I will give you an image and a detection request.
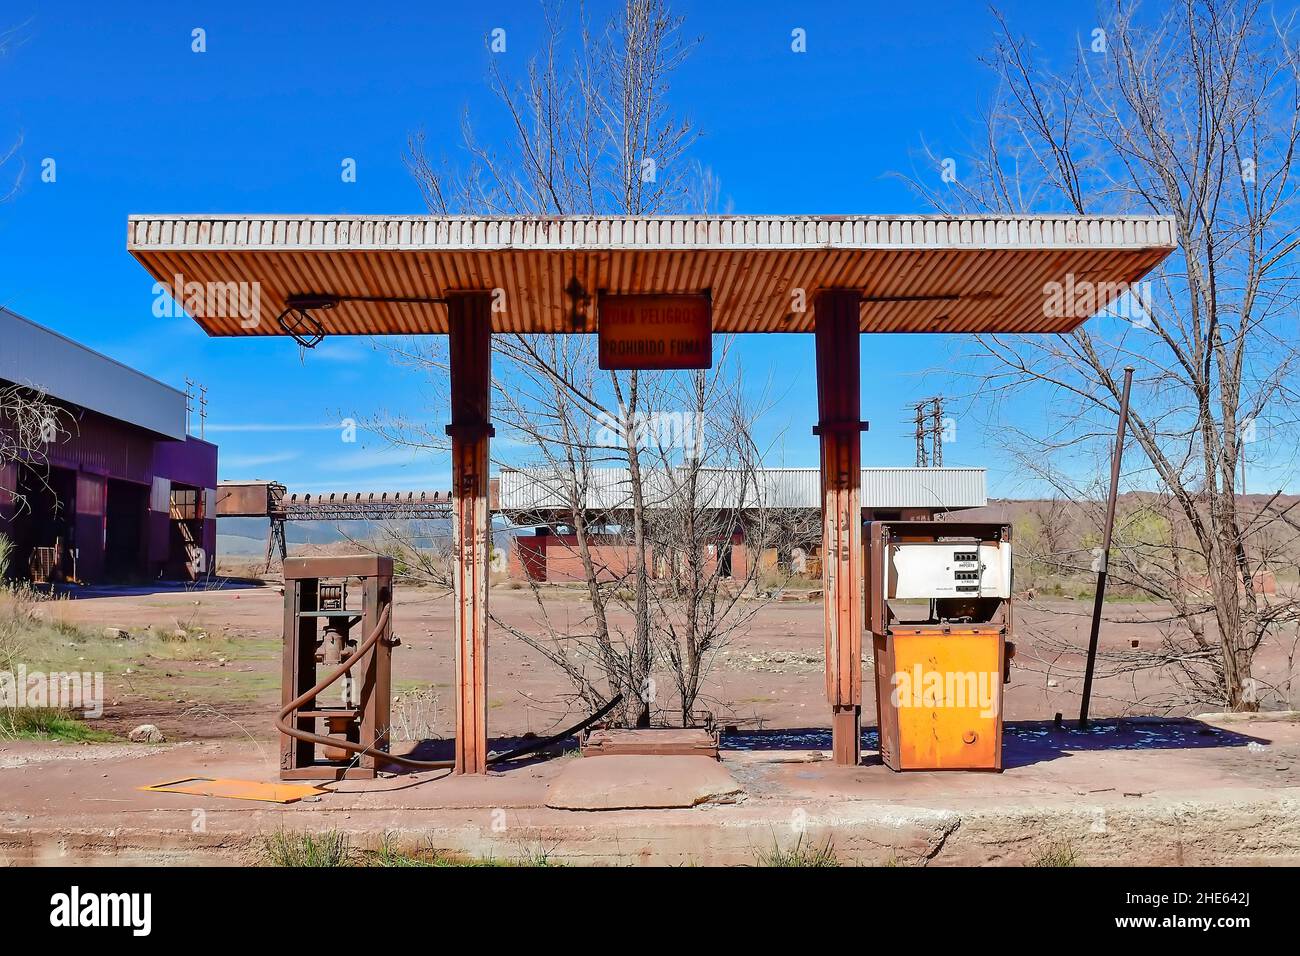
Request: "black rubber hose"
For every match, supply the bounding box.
[488,692,624,763]
[276,605,620,771]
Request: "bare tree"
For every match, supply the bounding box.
[908,0,1300,710]
[639,355,780,724]
[374,0,763,728]
[371,315,792,728]
[0,24,25,202]
[1,384,73,512]
[480,333,645,722]
[0,26,45,538]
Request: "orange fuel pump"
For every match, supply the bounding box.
[867,521,1014,771]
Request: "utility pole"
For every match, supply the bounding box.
[931,395,944,466]
[198,383,208,440]
[911,396,945,467]
[184,378,209,438]
[914,403,927,466]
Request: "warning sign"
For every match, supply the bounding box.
[597,294,712,370]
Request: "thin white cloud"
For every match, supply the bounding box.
[309,342,373,363]
[207,422,345,433]
[316,447,443,472]
[221,451,301,468]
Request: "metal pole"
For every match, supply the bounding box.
[448,292,493,774]
[1079,366,1135,729]
[814,290,866,766]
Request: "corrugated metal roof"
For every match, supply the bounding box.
[126,214,1176,337]
[859,467,986,508]
[498,466,986,512]
[0,307,187,440]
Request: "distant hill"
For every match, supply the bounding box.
[952,492,1300,525]
[217,516,443,545]
[216,533,267,557]
[216,516,510,556]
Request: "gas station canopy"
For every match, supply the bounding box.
[128,214,1176,337]
[125,211,1178,774]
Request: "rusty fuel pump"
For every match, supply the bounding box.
[278,555,395,780]
[275,553,626,781]
[867,521,1015,771]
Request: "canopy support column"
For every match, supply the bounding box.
[447,292,493,774]
[814,290,865,767]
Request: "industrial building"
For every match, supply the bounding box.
[499,465,987,582]
[0,307,217,583]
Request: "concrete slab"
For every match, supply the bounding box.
[2,715,1299,865]
[582,728,719,758]
[546,754,743,809]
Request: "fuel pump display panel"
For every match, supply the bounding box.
[887,541,1011,600]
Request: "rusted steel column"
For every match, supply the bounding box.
[814,290,865,766]
[447,292,494,774]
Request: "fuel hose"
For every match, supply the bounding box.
[275,604,622,771]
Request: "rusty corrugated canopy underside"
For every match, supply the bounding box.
[127,214,1176,336]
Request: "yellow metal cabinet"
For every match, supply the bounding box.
[873,628,1005,770]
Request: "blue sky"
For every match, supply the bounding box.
[0,0,1126,495]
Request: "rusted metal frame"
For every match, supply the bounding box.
[1079,366,1135,729]
[814,290,866,766]
[278,556,394,780]
[282,503,454,521]
[357,570,391,773]
[447,292,494,774]
[280,577,315,774]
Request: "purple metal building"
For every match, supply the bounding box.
[0,307,217,583]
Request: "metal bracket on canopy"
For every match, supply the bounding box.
[277,293,451,349]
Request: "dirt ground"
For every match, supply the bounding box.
[31,578,1300,745]
[8,580,1300,865]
